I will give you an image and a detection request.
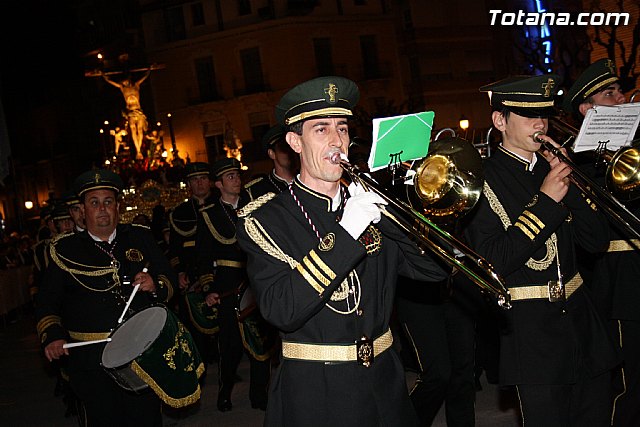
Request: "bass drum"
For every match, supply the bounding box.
[236,283,280,361]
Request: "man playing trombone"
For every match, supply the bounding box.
[465,74,619,426]
[565,59,640,427]
[235,76,447,426]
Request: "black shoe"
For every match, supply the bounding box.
[217,398,232,412]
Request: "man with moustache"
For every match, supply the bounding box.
[235,76,447,426]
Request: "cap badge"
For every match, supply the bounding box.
[324,83,338,103]
[541,78,555,97]
[94,173,101,183]
[605,59,616,74]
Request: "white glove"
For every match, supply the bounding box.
[339,183,387,240]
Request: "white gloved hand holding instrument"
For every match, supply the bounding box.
[339,182,388,240]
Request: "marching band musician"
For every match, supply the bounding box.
[565,59,640,427]
[35,169,177,426]
[244,124,298,201]
[168,162,217,373]
[196,158,271,412]
[465,75,619,426]
[235,76,447,426]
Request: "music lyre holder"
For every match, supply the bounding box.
[387,151,404,187]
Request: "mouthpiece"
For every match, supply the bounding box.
[329,152,348,165]
[532,131,546,144]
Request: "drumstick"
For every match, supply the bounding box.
[117,266,147,324]
[63,338,111,349]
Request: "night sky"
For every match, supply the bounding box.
[0,2,88,165]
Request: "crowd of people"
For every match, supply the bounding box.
[21,58,640,426]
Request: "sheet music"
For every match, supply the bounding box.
[573,103,640,153]
[368,111,434,171]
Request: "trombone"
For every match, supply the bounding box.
[532,128,640,240]
[331,144,512,309]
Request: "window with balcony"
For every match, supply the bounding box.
[195,57,218,102]
[191,3,205,26]
[313,38,334,76]
[360,35,380,79]
[165,6,186,41]
[239,0,252,16]
[240,47,265,94]
[205,134,225,161]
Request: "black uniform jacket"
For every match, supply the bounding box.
[236,178,446,426]
[245,170,289,201]
[466,146,619,385]
[35,224,176,371]
[168,195,215,280]
[196,192,250,295]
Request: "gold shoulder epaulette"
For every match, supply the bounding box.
[50,232,73,245]
[237,193,276,218]
[131,223,151,230]
[244,177,264,189]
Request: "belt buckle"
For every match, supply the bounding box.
[548,280,565,302]
[356,335,374,367]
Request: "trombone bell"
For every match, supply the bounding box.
[607,146,640,201]
[407,136,484,220]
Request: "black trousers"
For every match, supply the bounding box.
[612,319,640,427]
[396,295,476,427]
[217,296,270,405]
[516,370,612,427]
[70,368,162,427]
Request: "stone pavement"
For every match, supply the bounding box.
[0,310,521,427]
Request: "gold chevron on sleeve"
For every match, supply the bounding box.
[200,273,214,286]
[522,210,544,229]
[514,222,535,240]
[37,315,62,336]
[303,256,331,286]
[309,250,336,280]
[518,215,540,234]
[296,263,324,294]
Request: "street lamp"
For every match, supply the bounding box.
[459,115,470,139]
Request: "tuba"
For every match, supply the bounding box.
[333,136,511,308]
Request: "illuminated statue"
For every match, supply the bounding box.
[102,69,151,159]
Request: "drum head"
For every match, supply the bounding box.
[102,306,167,369]
[239,286,256,312]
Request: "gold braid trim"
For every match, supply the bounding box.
[157,274,174,302]
[243,217,299,269]
[202,210,236,244]
[237,193,276,218]
[483,182,556,271]
[131,360,204,408]
[169,210,197,237]
[49,240,120,291]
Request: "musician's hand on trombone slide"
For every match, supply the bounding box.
[534,133,572,203]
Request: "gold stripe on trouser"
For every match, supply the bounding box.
[608,239,640,252]
[217,259,246,268]
[282,329,393,362]
[508,272,582,301]
[68,331,111,341]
